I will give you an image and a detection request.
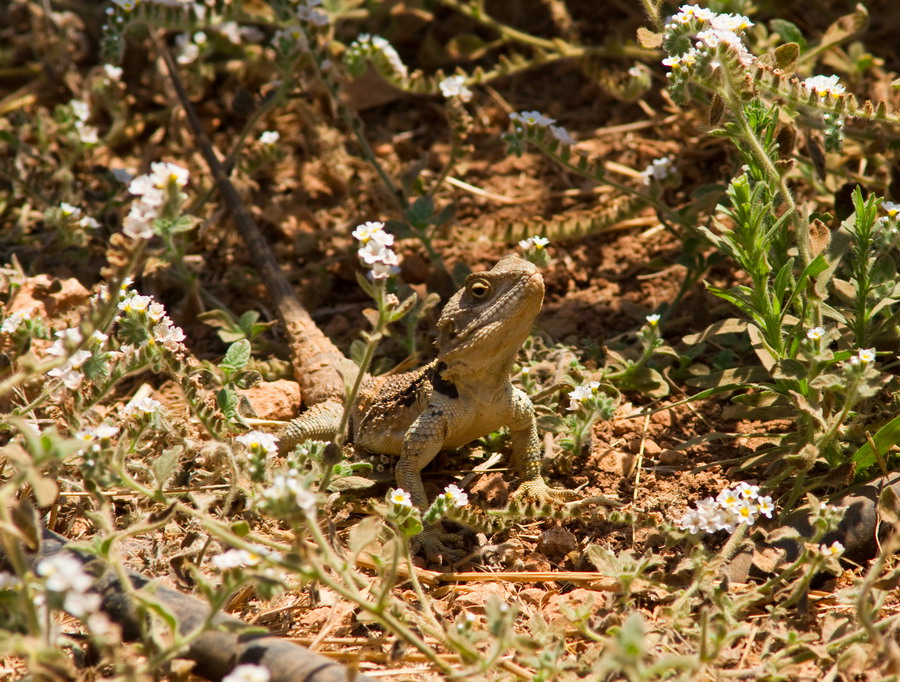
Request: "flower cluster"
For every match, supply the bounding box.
[567,380,602,412]
[849,347,876,367]
[117,290,188,352]
[662,5,755,85]
[261,471,318,520]
[439,75,473,102]
[123,161,190,239]
[422,484,469,524]
[344,34,408,80]
[45,327,99,391]
[352,221,400,279]
[36,554,101,618]
[801,74,846,100]
[519,235,549,251]
[69,99,99,145]
[237,431,279,457]
[676,481,774,535]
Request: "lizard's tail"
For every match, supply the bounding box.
[155,36,350,406]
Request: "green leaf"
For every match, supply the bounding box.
[746,324,777,372]
[216,387,239,417]
[770,19,807,48]
[684,365,770,389]
[851,414,900,470]
[406,195,434,227]
[349,339,367,367]
[220,339,251,372]
[234,370,262,390]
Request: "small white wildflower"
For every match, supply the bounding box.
[646,313,661,325]
[77,216,100,229]
[1,309,33,334]
[676,509,703,534]
[60,202,82,218]
[444,484,469,507]
[509,110,555,127]
[150,161,190,189]
[70,100,90,122]
[641,156,675,185]
[716,488,740,509]
[212,549,261,570]
[438,75,472,102]
[882,201,900,217]
[734,500,758,524]
[549,125,575,145]
[118,293,153,313]
[757,495,774,518]
[37,555,93,594]
[153,319,187,351]
[389,488,413,508]
[297,6,329,26]
[223,664,271,682]
[0,573,21,590]
[735,481,759,500]
[806,326,826,341]
[259,130,280,145]
[236,430,279,456]
[47,327,83,356]
[75,122,100,145]
[111,0,138,11]
[148,302,167,321]
[857,348,876,364]
[64,591,102,618]
[122,203,157,240]
[820,540,844,557]
[351,220,387,243]
[566,383,594,411]
[123,396,162,417]
[802,74,846,99]
[103,64,123,80]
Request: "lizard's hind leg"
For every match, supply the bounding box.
[278,400,345,455]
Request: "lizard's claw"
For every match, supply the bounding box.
[413,525,467,564]
[509,477,580,507]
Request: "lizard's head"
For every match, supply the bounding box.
[435,255,544,369]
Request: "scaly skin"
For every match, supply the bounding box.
[279,255,576,560]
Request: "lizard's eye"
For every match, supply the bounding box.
[469,278,491,299]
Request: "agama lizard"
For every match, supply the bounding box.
[279,255,578,559]
[156,39,575,560]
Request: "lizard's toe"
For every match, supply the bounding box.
[414,526,467,564]
[509,478,580,507]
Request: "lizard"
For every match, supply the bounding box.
[154,39,575,560]
[278,255,578,560]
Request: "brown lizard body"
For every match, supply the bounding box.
[279,256,577,559]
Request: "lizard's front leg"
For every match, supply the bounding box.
[397,404,465,562]
[507,388,579,506]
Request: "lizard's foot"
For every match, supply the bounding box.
[509,477,580,507]
[413,525,467,564]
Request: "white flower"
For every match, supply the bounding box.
[64,591,102,617]
[77,216,100,229]
[806,326,826,340]
[297,6,329,26]
[212,549,262,570]
[709,13,753,32]
[757,495,774,518]
[37,555,93,594]
[882,201,900,217]
[520,235,549,251]
[646,313,661,325]
[153,319,187,351]
[438,75,472,102]
[1,309,33,334]
[0,573,21,590]
[111,0,138,11]
[150,162,190,189]
[716,488,740,509]
[148,302,167,321]
[641,156,675,185]
[444,484,469,507]
[735,481,759,500]
[123,396,162,417]
[75,122,99,145]
[351,220,387,243]
[223,664,271,682]
[857,348,876,364]
[103,64,123,80]
[60,202,82,218]
[70,100,90,122]
[236,430,279,456]
[122,203,156,240]
[549,125,574,145]
[802,74,846,99]
[820,540,844,557]
[509,110,555,127]
[118,293,153,313]
[389,488,413,507]
[566,383,594,411]
[734,500,758,524]
[259,130,280,145]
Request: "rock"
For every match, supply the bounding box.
[240,380,302,421]
[537,526,578,558]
